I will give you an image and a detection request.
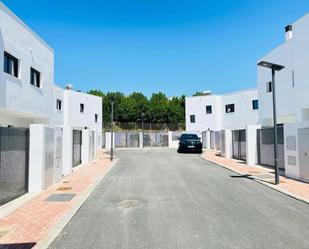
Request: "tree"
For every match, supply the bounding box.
[148,92,169,123]
[192,91,205,96]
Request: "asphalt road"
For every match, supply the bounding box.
[49,149,309,249]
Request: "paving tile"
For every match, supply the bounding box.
[0,151,112,245]
[202,149,309,202]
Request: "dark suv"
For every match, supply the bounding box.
[177,133,203,153]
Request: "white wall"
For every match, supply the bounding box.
[64,89,102,132]
[52,85,64,127]
[221,89,259,130]
[257,13,309,126]
[185,95,221,132]
[0,3,54,128]
[185,89,259,132]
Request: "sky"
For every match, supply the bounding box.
[2,0,309,97]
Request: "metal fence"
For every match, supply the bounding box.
[220,130,226,156]
[72,130,82,167]
[210,131,215,149]
[0,128,29,206]
[214,131,221,150]
[105,122,185,131]
[232,129,246,161]
[102,132,106,148]
[202,131,207,148]
[257,126,285,169]
[114,132,140,148]
[143,132,168,147]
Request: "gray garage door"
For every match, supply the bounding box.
[232,129,246,161]
[73,130,82,167]
[0,128,29,206]
[257,126,285,169]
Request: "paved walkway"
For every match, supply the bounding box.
[202,149,309,203]
[0,150,113,249]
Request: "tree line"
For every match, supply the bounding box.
[88,90,186,127]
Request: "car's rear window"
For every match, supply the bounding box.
[180,134,199,140]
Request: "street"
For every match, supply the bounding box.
[49,149,309,249]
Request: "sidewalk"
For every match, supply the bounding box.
[202,149,309,203]
[0,150,114,249]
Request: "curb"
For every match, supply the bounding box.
[34,158,119,249]
[201,155,309,205]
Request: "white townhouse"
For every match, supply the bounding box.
[0,2,103,205]
[258,13,309,182]
[185,88,259,132]
[0,2,54,127]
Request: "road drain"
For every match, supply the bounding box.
[119,200,139,209]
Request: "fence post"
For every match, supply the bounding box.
[246,125,262,166]
[139,132,144,148]
[28,124,45,192]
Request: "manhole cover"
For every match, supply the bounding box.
[62,181,70,184]
[44,193,76,202]
[119,200,139,209]
[56,187,72,191]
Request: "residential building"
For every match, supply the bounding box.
[0,2,103,204]
[0,2,54,127]
[257,13,309,182]
[185,89,259,132]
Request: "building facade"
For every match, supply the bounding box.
[257,13,309,182]
[186,89,259,132]
[0,2,103,203]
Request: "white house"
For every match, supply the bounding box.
[0,2,54,128]
[0,2,103,201]
[185,88,259,132]
[258,13,309,182]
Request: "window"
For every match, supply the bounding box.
[266,81,272,93]
[206,105,212,114]
[30,67,41,88]
[56,99,62,110]
[95,114,98,123]
[80,104,85,113]
[4,52,18,77]
[252,99,259,110]
[225,104,235,113]
[190,115,195,123]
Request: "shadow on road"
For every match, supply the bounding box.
[0,243,36,249]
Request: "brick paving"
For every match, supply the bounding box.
[202,149,309,202]
[0,150,113,248]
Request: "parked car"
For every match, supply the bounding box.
[177,133,203,153]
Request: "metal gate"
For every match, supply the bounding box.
[220,130,226,156]
[202,131,207,148]
[102,132,106,148]
[257,126,285,169]
[232,129,246,161]
[115,132,139,148]
[210,131,215,149]
[143,132,168,147]
[72,130,82,167]
[214,131,221,150]
[0,128,29,206]
[89,131,95,161]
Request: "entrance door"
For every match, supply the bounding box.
[298,128,309,182]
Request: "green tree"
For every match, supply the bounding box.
[148,92,169,123]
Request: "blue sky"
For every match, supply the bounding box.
[3,0,309,97]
